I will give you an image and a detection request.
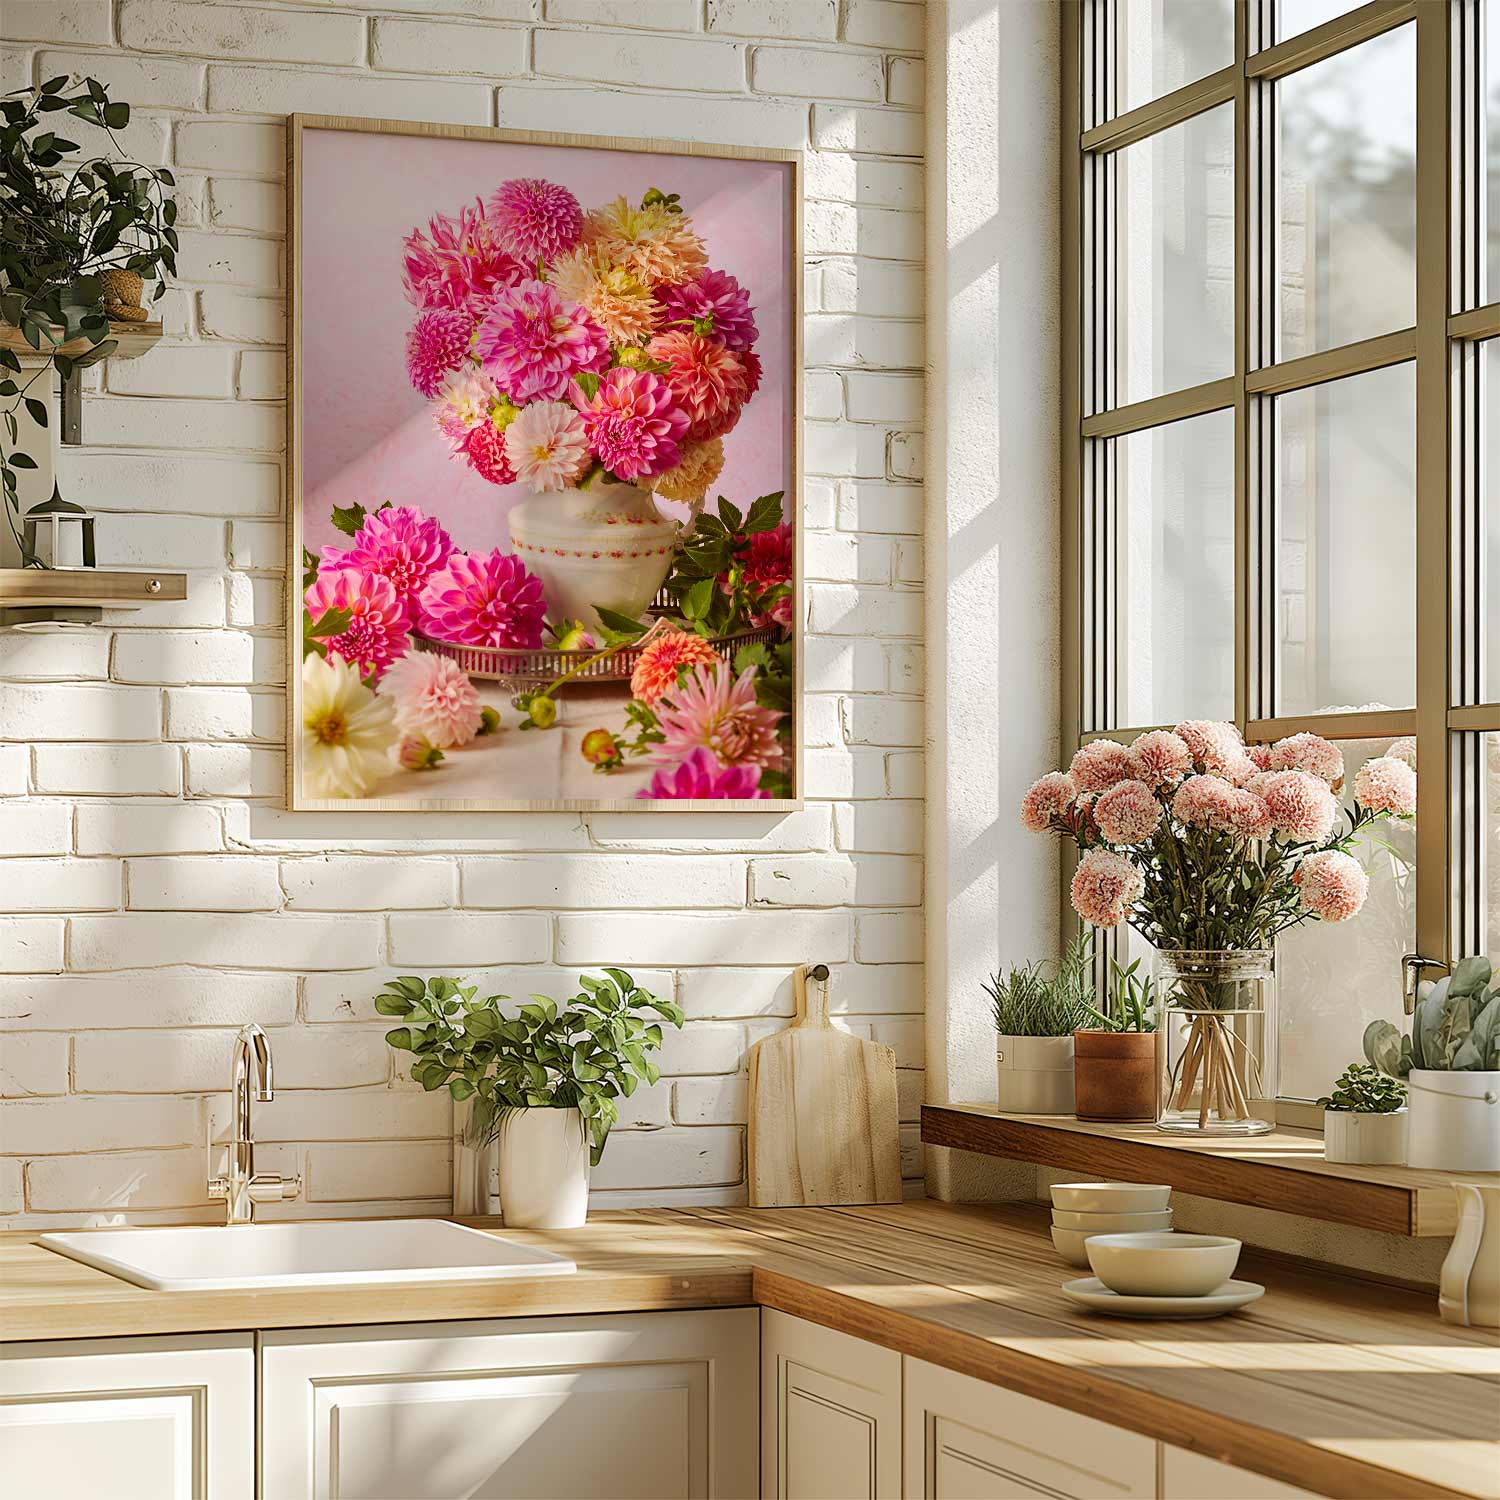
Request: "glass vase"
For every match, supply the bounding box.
[1154,949,1275,1137]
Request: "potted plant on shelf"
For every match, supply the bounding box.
[1316,1062,1407,1166]
[1073,957,1160,1123]
[984,932,1093,1115]
[1364,955,1500,1171]
[1020,724,1416,1136]
[377,968,684,1227]
[1,76,176,565]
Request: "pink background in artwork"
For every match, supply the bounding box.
[299,128,794,557]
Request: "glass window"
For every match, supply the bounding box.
[1487,0,1500,300]
[1276,362,1415,716]
[1116,408,1236,725]
[1112,0,1234,117]
[1277,737,1415,1101]
[1486,340,1500,702]
[1274,1,1364,46]
[1486,734,1500,956]
[1112,103,1235,407]
[1277,24,1416,361]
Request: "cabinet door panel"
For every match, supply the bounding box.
[903,1358,1155,1500]
[260,1308,757,1500]
[0,1332,254,1500]
[1162,1446,1320,1499]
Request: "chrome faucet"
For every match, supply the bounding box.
[208,1022,302,1225]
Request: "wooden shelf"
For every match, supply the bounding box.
[0,321,163,362]
[0,568,186,610]
[921,1103,1496,1237]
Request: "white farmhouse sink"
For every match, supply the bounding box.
[39,1218,576,1292]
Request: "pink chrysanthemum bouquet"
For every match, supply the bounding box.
[403,180,761,507]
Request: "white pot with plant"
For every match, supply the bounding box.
[985,932,1093,1115]
[1317,1062,1408,1166]
[1364,955,1500,1172]
[378,967,684,1228]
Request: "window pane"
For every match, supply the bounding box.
[1277,362,1415,716]
[1118,408,1235,725]
[1486,734,1500,957]
[1114,104,1234,407]
[1113,0,1234,117]
[1274,0,1362,44]
[1277,24,1416,361]
[1488,0,1500,301]
[1277,737,1414,1101]
[1487,341,1500,702]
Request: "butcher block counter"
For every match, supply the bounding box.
[2,1201,1496,1500]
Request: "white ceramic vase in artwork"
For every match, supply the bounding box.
[497,1106,591,1229]
[1440,1182,1500,1328]
[996,1034,1076,1115]
[1321,1107,1408,1166]
[1405,1070,1500,1171]
[507,482,676,631]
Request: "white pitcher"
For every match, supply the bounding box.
[1439,1182,1500,1329]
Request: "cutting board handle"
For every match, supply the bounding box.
[793,964,829,1029]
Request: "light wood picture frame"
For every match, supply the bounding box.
[286,114,803,813]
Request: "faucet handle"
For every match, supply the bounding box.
[247,1171,301,1205]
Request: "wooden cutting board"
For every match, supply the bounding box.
[747,965,902,1206]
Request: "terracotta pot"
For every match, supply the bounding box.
[1073,1029,1159,1122]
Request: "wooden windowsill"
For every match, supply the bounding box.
[921,1103,1497,1237]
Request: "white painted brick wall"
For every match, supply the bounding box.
[0,0,925,1227]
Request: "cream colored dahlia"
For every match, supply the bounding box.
[301,652,398,799]
[651,437,725,503]
[550,248,660,345]
[581,197,707,287]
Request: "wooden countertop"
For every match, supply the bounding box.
[3,1202,1496,1500]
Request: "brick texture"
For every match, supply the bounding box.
[0,0,925,1227]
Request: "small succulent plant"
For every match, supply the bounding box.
[1317,1062,1406,1113]
[1364,955,1500,1077]
[1079,956,1159,1034]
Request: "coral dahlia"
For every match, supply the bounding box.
[571,367,689,482]
[378,649,483,750]
[488,178,582,264]
[303,566,410,681]
[657,267,758,351]
[405,308,473,398]
[1019,771,1076,832]
[474,279,610,404]
[1069,738,1132,794]
[1268,731,1345,790]
[1128,729,1192,789]
[629,628,723,705]
[503,400,591,493]
[646,330,751,444]
[582,196,707,286]
[1094,779,1163,845]
[1294,849,1369,923]
[302,653,398,800]
[320,505,455,620]
[638,746,767,801]
[654,662,784,771]
[551,248,660,346]
[1070,847,1145,928]
[1261,770,1339,843]
[1351,755,1417,817]
[418,549,546,650]
[1170,774,1243,834]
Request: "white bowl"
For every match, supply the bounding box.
[1085,1232,1242,1298]
[1050,1181,1172,1214]
[1050,1225,1099,1267]
[1051,1207,1173,1233]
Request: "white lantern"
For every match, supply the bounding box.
[23,487,96,570]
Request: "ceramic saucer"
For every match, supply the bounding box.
[1062,1277,1265,1319]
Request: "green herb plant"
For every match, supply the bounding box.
[985,931,1094,1038]
[1079,956,1159,1033]
[1316,1062,1406,1114]
[1364,954,1500,1076]
[1,77,176,562]
[377,968,684,1165]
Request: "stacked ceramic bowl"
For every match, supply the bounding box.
[1049,1181,1172,1267]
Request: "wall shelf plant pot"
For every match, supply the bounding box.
[1073,1030,1159,1122]
[1405,1071,1500,1171]
[1322,1108,1408,1166]
[996,1034,1075,1115]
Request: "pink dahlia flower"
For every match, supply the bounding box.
[1269,731,1345,790]
[638,746,767,800]
[1351,755,1417,817]
[1174,720,1255,783]
[488,178,583,264]
[1070,847,1145,928]
[1094,779,1163,845]
[304,566,410,681]
[571,367,689,482]
[405,308,473,398]
[1295,849,1369,923]
[657,267,758,351]
[417,549,546,650]
[1171,774,1242,833]
[629,627,722,706]
[1246,742,1274,772]
[378,650,483,750]
[646,330,752,444]
[1261,770,1339,843]
[1388,736,1417,772]
[462,419,516,486]
[1228,789,1274,841]
[1069,738,1132,795]
[720,522,792,629]
[503,400,591,493]
[1128,729,1192,789]
[320,505,455,620]
[433,368,501,441]
[474,279,610,404]
[1019,771,1077,832]
[654,662,784,771]
[402,199,527,316]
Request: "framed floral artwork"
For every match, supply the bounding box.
[286,115,801,811]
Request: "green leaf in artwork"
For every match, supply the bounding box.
[330,502,367,537]
[744,491,785,534]
[574,369,601,402]
[593,605,648,638]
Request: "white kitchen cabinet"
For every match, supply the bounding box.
[903,1357,1156,1500]
[0,1331,254,1500]
[1161,1446,1319,1499]
[760,1308,903,1500]
[259,1307,758,1500]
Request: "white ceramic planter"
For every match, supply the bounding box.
[507,483,676,631]
[996,1034,1076,1115]
[1322,1107,1407,1166]
[1406,1070,1500,1171]
[497,1107,591,1228]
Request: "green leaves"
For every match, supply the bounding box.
[330,501,368,538]
[1316,1061,1406,1113]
